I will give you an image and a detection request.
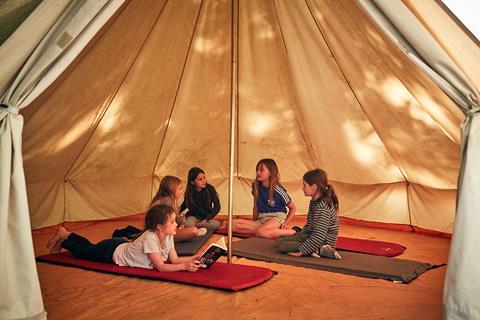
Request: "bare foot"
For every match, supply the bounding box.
[47,226,71,253]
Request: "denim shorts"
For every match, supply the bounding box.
[257,212,287,225]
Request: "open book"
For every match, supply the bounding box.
[199,237,227,269]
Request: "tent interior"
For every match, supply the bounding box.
[14,0,469,232]
[1,0,479,319]
[32,214,450,319]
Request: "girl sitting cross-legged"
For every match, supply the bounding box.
[275,168,342,260]
[232,158,297,239]
[180,167,222,232]
[47,204,201,272]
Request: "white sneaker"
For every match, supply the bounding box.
[197,227,207,236]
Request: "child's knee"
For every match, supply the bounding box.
[275,239,286,252]
[275,237,283,247]
[255,228,270,239]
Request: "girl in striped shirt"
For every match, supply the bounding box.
[276,169,342,259]
[232,158,297,239]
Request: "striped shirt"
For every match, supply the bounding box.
[297,198,339,255]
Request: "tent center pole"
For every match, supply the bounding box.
[227,0,239,264]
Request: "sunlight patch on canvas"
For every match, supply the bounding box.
[246,111,277,137]
[342,122,376,165]
[54,118,89,152]
[194,36,225,56]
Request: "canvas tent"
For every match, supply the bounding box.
[0,0,478,319]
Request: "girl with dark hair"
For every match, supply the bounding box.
[275,169,342,259]
[47,204,201,271]
[180,167,221,232]
[232,159,297,239]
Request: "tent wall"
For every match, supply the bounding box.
[0,0,71,94]
[402,0,480,92]
[1,2,129,319]
[20,0,462,232]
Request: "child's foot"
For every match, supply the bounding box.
[197,228,208,236]
[318,245,342,260]
[47,226,70,253]
[112,225,141,240]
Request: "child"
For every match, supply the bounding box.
[232,158,297,239]
[112,176,206,242]
[47,204,201,272]
[276,169,342,259]
[180,167,221,232]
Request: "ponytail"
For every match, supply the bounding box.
[303,169,339,212]
[322,184,339,212]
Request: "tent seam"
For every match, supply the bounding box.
[304,0,413,228]
[272,0,321,169]
[21,1,130,124]
[149,0,206,195]
[60,0,169,221]
[362,2,460,146]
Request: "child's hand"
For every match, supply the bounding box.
[183,260,200,272]
[287,251,303,257]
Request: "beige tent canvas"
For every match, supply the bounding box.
[10,0,470,232]
[1,0,479,319]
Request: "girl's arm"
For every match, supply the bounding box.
[179,201,187,214]
[147,250,199,272]
[206,186,221,220]
[281,201,296,229]
[253,203,259,220]
[168,248,201,265]
[252,182,258,220]
[297,207,329,256]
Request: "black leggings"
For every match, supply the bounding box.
[62,233,127,263]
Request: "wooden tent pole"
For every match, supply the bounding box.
[227,0,238,264]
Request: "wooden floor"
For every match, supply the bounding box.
[32,215,450,320]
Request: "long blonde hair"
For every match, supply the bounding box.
[253,159,281,205]
[150,175,181,211]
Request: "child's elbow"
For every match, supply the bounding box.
[154,263,166,271]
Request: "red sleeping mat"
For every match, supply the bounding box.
[335,236,405,257]
[215,228,405,257]
[37,253,274,291]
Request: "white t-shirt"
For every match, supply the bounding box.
[113,231,174,269]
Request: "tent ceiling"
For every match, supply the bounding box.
[20,0,466,232]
